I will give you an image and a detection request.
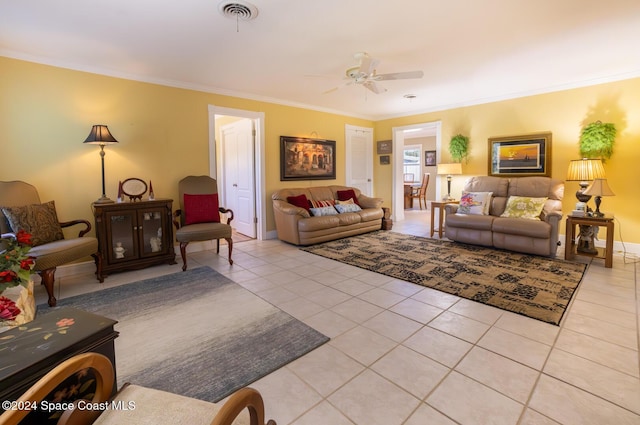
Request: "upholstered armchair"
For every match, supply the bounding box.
[0,181,102,306]
[173,176,234,270]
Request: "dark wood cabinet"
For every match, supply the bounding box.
[93,199,176,276]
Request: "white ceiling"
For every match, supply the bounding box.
[2,0,640,120]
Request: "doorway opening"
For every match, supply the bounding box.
[208,105,266,241]
[392,121,442,222]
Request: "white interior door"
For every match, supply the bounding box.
[221,119,256,237]
[346,125,373,195]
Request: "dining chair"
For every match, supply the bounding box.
[409,173,430,210]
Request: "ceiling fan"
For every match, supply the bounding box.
[324,52,424,94]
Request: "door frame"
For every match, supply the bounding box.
[208,105,266,240]
[392,121,442,222]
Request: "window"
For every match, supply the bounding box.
[403,145,421,181]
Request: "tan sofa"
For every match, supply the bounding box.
[444,176,564,257]
[272,185,383,245]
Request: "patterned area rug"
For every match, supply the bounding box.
[42,267,329,402]
[302,231,587,325]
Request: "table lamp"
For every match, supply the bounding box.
[436,163,462,201]
[566,158,605,204]
[84,125,119,204]
[583,178,615,217]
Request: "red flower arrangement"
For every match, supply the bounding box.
[1,229,35,293]
[0,295,21,321]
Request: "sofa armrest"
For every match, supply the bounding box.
[444,204,459,215]
[272,200,310,245]
[59,219,92,237]
[358,195,383,209]
[272,200,311,218]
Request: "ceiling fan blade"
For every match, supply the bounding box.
[376,70,424,81]
[323,80,353,94]
[363,81,387,94]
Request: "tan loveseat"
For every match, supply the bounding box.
[272,186,383,245]
[444,176,564,257]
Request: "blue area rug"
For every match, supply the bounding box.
[42,266,329,402]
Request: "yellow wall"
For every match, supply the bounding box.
[375,79,640,244]
[2,56,639,245]
[0,57,372,237]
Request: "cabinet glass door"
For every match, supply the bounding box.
[139,208,165,257]
[108,213,136,262]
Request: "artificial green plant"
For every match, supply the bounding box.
[579,121,616,161]
[449,134,469,163]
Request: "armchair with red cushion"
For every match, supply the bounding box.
[173,176,234,270]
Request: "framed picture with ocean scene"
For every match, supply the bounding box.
[488,132,551,177]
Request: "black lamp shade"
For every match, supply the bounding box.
[83,125,119,145]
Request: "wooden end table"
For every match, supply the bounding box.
[431,200,459,238]
[565,214,614,268]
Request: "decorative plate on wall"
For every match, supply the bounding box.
[121,178,147,201]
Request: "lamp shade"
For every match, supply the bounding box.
[583,178,615,197]
[436,163,462,175]
[566,158,605,181]
[83,125,119,145]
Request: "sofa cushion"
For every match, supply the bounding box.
[357,208,384,222]
[500,196,547,220]
[298,216,340,232]
[335,203,362,213]
[309,205,338,216]
[447,213,495,230]
[337,212,362,226]
[2,200,64,246]
[458,191,492,215]
[287,194,311,212]
[492,217,551,238]
[337,189,361,206]
[184,193,220,224]
[310,199,336,208]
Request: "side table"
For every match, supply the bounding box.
[565,215,614,268]
[431,200,459,238]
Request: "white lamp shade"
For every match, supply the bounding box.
[583,178,615,197]
[436,163,462,175]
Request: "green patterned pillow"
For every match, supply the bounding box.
[2,200,64,246]
[500,196,547,220]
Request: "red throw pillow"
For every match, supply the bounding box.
[287,194,310,212]
[184,193,220,224]
[337,189,360,206]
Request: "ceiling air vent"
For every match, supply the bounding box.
[218,1,258,21]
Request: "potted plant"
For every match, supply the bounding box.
[449,134,469,163]
[579,121,616,161]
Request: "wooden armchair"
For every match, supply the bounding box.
[0,181,102,306]
[0,352,276,425]
[173,176,234,270]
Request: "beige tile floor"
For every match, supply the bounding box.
[35,209,639,425]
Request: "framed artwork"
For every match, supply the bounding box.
[488,132,552,177]
[380,155,390,165]
[377,140,392,154]
[280,136,336,181]
[425,150,436,166]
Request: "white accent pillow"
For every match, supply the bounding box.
[309,206,338,216]
[334,203,362,213]
[458,191,492,215]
